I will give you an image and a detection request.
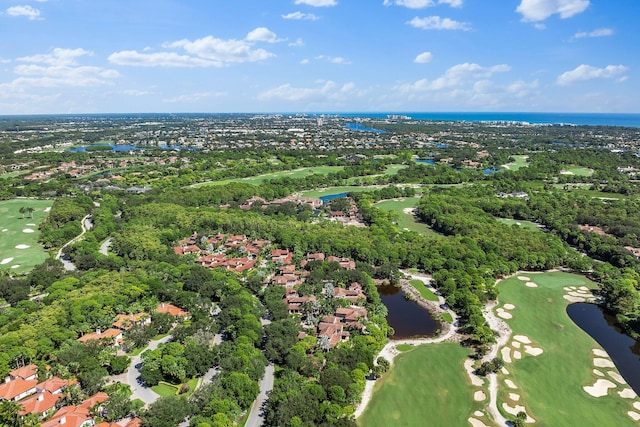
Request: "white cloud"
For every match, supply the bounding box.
[18,48,92,66]
[557,64,628,85]
[516,0,589,22]
[166,36,275,63]
[383,0,463,7]
[414,51,433,63]
[397,62,510,92]
[300,59,310,64]
[123,90,151,96]
[163,92,227,103]
[246,27,280,43]
[573,28,613,39]
[294,0,337,6]
[408,16,471,31]
[314,55,351,64]
[282,11,319,20]
[289,38,305,47]
[6,5,41,20]
[258,80,357,102]
[109,51,221,67]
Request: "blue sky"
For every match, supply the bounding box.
[1,0,638,114]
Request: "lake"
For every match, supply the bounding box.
[567,303,640,394]
[377,284,440,339]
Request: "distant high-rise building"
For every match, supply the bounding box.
[317,117,324,127]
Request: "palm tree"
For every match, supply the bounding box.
[26,207,34,218]
[18,206,25,219]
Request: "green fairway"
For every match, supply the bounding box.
[375,197,440,236]
[502,155,529,171]
[441,312,454,323]
[0,199,52,274]
[560,166,594,176]
[496,218,542,232]
[409,279,439,301]
[190,166,344,187]
[495,272,639,426]
[359,343,481,427]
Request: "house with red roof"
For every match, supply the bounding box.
[40,392,108,427]
[78,329,123,347]
[271,249,293,265]
[6,364,38,382]
[113,313,150,331]
[156,303,189,318]
[18,390,61,418]
[0,377,38,401]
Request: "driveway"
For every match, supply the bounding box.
[125,335,173,405]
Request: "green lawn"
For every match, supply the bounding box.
[151,382,178,397]
[495,272,639,426]
[502,155,529,171]
[409,279,439,301]
[396,344,415,352]
[190,166,344,187]
[359,343,481,427]
[496,218,542,232]
[441,312,454,323]
[0,199,52,274]
[560,166,594,176]
[375,197,440,236]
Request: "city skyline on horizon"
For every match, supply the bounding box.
[1,0,639,115]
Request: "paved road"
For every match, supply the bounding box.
[56,214,92,271]
[245,363,275,427]
[125,335,173,406]
[99,238,112,256]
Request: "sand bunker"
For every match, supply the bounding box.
[608,371,626,384]
[593,369,604,377]
[619,388,638,399]
[496,308,513,319]
[26,223,36,226]
[474,391,486,401]
[22,228,35,233]
[517,276,530,281]
[564,286,576,291]
[501,347,512,363]
[583,379,616,397]
[564,295,588,303]
[503,303,515,310]
[11,265,20,269]
[525,282,538,288]
[464,359,484,386]
[1,229,7,232]
[44,207,51,212]
[579,286,590,291]
[15,244,30,249]
[628,412,640,421]
[402,207,416,215]
[0,258,13,265]
[634,402,640,411]
[509,393,520,401]
[593,358,615,368]
[505,379,517,389]
[512,341,521,349]
[501,367,510,375]
[514,335,532,344]
[513,350,522,360]
[524,346,543,356]
[502,404,534,422]
[593,349,608,358]
[473,411,484,417]
[468,417,489,427]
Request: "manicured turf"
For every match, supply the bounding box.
[151,383,178,397]
[496,218,542,232]
[441,312,454,323]
[395,344,415,352]
[409,279,439,301]
[0,199,52,274]
[191,166,344,187]
[502,155,529,171]
[495,272,638,426]
[560,166,594,176]
[375,197,440,236]
[359,343,479,427]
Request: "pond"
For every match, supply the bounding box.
[319,192,348,205]
[567,303,640,394]
[377,284,440,339]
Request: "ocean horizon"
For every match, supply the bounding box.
[338,112,640,128]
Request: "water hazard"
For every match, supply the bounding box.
[378,284,440,339]
[567,303,640,394]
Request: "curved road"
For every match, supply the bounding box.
[99,238,112,256]
[125,335,173,405]
[55,214,92,271]
[245,363,275,427]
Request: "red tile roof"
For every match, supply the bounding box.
[156,303,189,317]
[78,328,122,344]
[8,364,38,380]
[36,377,77,394]
[0,378,38,401]
[19,391,61,416]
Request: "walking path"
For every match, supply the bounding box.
[55,214,92,271]
[99,238,112,256]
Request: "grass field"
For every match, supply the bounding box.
[0,199,52,274]
[560,166,594,176]
[151,378,198,398]
[495,272,639,426]
[496,218,542,232]
[409,279,439,301]
[502,155,529,171]
[359,343,480,427]
[441,312,454,323]
[190,166,344,187]
[375,197,440,236]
